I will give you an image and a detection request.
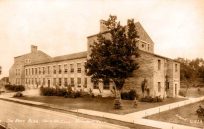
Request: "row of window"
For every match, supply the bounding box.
[25,77,87,88]
[157,60,178,72]
[25,63,85,76]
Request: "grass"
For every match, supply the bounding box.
[180,87,204,98]
[147,100,204,128]
[18,95,185,115]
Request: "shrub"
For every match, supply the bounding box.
[40,87,82,98]
[5,84,25,92]
[140,96,163,103]
[196,106,204,118]
[179,90,186,97]
[13,92,23,97]
[121,90,138,100]
[114,97,122,109]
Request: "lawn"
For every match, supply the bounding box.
[147,100,204,128]
[18,95,185,115]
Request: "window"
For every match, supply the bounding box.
[175,64,178,72]
[148,44,150,51]
[53,78,56,86]
[158,60,161,70]
[103,80,110,90]
[32,68,34,75]
[142,44,144,48]
[32,78,34,85]
[77,78,81,87]
[42,67,45,74]
[64,64,68,74]
[158,82,161,92]
[47,66,50,74]
[84,78,87,88]
[58,65,61,74]
[93,81,98,89]
[25,69,28,76]
[64,78,68,87]
[70,78,74,87]
[84,62,87,73]
[59,78,62,86]
[77,63,81,73]
[38,67,41,74]
[35,68,37,75]
[53,66,56,74]
[70,64,74,73]
[29,68,31,75]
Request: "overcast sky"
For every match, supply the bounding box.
[0,0,204,77]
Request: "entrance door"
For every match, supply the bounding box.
[48,80,50,87]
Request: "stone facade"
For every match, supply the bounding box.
[9,20,180,98]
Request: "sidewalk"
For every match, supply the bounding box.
[0,94,203,129]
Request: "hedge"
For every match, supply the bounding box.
[121,90,139,100]
[40,87,82,98]
[5,84,25,92]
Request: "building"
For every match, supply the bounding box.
[9,20,180,98]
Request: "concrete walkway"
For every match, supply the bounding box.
[1,94,204,129]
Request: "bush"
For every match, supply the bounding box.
[40,87,83,98]
[121,90,138,100]
[5,84,25,92]
[196,106,204,118]
[13,92,23,97]
[179,90,186,97]
[140,96,163,103]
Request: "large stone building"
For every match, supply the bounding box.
[9,20,180,98]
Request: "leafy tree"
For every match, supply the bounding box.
[85,15,140,101]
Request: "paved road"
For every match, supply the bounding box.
[0,100,128,129]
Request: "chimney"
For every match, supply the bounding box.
[100,20,108,33]
[31,45,38,53]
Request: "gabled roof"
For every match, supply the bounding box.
[53,51,87,62]
[26,51,87,66]
[14,50,51,59]
[87,22,154,44]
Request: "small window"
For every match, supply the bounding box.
[35,68,37,75]
[59,78,62,86]
[77,78,81,87]
[175,64,178,72]
[158,82,161,92]
[84,78,87,88]
[64,64,68,74]
[70,64,74,73]
[93,81,98,89]
[103,80,110,90]
[58,65,61,74]
[158,60,161,70]
[70,78,74,87]
[53,66,56,74]
[64,78,68,87]
[77,63,81,73]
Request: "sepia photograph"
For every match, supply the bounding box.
[0,0,204,129]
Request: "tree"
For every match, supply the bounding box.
[85,15,140,108]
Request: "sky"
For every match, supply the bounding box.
[0,0,204,78]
